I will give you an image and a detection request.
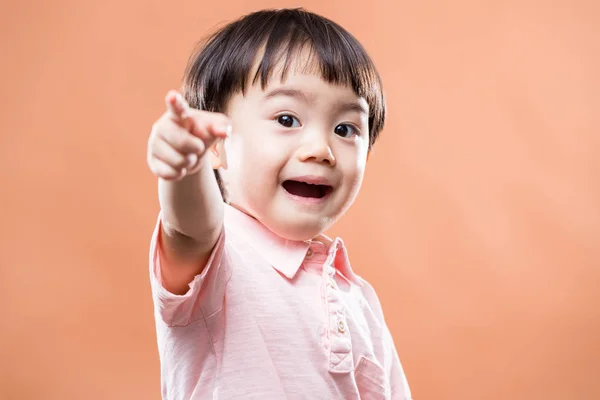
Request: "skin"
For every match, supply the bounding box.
[147,58,370,295]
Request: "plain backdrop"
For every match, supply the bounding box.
[1,0,599,399]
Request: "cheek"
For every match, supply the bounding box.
[227,130,287,187]
[348,163,366,190]
[246,138,286,175]
[338,144,367,182]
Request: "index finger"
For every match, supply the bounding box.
[165,90,191,122]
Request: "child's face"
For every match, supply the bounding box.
[217,66,370,241]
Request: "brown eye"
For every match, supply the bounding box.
[334,124,356,138]
[277,115,300,128]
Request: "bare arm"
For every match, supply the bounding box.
[148,91,230,294]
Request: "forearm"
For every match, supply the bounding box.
[158,156,223,247]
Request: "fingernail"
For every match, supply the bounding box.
[186,153,198,168]
[219,123,232,137]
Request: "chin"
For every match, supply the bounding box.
[266,214,333,241]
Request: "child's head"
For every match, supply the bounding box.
[182,8,385,241]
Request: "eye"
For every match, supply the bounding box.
[276,114,301,128]
[334,123,358,138]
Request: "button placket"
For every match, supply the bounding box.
[329,277,336,289]
[337,319,346,333]
[322,259,353,373]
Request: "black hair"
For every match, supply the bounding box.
[181,8,386,199]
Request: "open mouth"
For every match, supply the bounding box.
[282,180,333,199]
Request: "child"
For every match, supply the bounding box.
[147,8,412,400]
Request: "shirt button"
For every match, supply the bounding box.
[337,320,346,333]
[306,248,314,258]
[329,278,336,289]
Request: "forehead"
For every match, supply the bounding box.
[247,45,362,99]
[249,44,323,85]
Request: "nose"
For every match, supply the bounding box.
[296,131,336,166]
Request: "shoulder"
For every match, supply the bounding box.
[354,274,387,322]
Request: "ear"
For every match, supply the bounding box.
[209,139,228,170]
[366,149,372,162]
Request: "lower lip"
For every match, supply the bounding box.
[282,187,332,205]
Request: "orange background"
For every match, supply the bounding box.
[1,1,599,399]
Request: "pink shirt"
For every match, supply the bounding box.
[149,204,412,399]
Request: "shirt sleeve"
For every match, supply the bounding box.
[360,280,413,400]
[149,212,230,327]
[384,324,413,400]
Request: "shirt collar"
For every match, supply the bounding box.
[223,203,362,286]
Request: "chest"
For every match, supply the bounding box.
[222,249,384,373]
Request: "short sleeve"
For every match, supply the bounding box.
[361,280,413,400]
[149,212,230,327]
[384,325,412,400]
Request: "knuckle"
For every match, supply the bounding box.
[149,136,162,154]
[146,151,153,167]
[151,118,166,134]
[149,162,160,176]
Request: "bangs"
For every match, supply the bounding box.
[183,8,385,147]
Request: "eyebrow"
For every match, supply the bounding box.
[337,101,368,115]
[264,88,309,102]
[264,88,368,115]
